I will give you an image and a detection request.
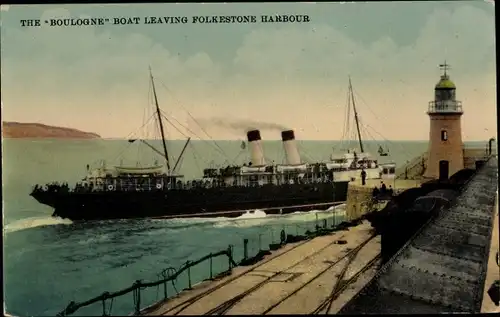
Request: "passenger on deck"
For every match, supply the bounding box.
[388,185,394,196]
[372,186,380,198]
[361,169,367,186]
[380,181,387,194]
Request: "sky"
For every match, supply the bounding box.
[0,1,496,141]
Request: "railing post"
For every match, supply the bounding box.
[243,238,248,260]
[161,270,168,299]
[102,298,107,316]
[187,261,192,289]
[133,280,141,315]
[323,218,327,229]
[227,245,233,270]
[315,213,319,232]
[209,253,213,280]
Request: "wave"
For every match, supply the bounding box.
[5,204,346,234]
[213,208,346,229]
[4,216,73,234]
[290,203,346,215]
[76,233,110,245]
[235,209,268,219]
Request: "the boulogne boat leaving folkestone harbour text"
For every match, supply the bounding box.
[30,68,396,222]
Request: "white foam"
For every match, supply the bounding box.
[326,203,346,211]
[235,209,267,219]
[4,216,72,234]
[77,233,110,245]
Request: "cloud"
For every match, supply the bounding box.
[0,5,495,140]
[1,8,222,100]
[3,6,494,93]
[196,117,289,134]
[232,6,495,83]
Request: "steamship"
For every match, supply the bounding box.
[30,69,360,222]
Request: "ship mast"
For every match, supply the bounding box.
[149,67,171,174]
[348,76,364,153]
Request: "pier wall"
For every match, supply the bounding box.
[339,156,498,314]
[463,148,490,169]
[396,146,492,180]
[395,152,428,180]
[345,179,421,221]
[345,183,373,221]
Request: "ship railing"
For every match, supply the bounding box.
[55,246,237,317]
[54,207,350,316]
[64,178,339,193]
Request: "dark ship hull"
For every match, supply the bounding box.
[31,181,349,221]
[28,71,366,223]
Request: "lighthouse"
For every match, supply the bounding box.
[423,62,464,180]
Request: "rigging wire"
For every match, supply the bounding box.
[159,109,231,164]
[351,88,413,157]
[94,114,158,169]
[296,142,320,163]
[157,80,230,159]
[158,111,232,171]
[157,113,192,151]
[136,78,153,165]
[188,142,203,174]
[364,124,413,162]
[339,87,351,151]
[102,80,157,169]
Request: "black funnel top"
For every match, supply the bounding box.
[247,130,262,142]
[281,130,295,142]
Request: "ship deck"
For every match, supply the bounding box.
[348,178,422,192]
[139,221,381,315]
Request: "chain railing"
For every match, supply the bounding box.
[235,211,347,266]
[55,210,349,316]
[56,246,237,317]
[395,153,427,180]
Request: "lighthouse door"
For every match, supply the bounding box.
[439,160,449,181]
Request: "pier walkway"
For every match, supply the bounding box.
[339,157,498,314]
[481,189,500,313]
[140,221,381,315]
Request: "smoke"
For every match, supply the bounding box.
[197,117,289,134]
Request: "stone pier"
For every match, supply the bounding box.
[339,156,498,314]
[139,221,382,316]
[345,178,421,221]
[481,187,500,313]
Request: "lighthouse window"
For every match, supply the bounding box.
[435,89,454,102]
[441,130,448,141]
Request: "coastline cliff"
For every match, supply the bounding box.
[2,121,101,139]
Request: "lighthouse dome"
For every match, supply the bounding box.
[435,75,456,89]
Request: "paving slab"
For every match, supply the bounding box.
[140,221,379,316]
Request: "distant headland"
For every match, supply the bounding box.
[2,121,101,139]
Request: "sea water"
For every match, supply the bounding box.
[3,139,429,316]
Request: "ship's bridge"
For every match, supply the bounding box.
[428,62,463,115]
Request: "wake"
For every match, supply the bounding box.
[4,216,72,234]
